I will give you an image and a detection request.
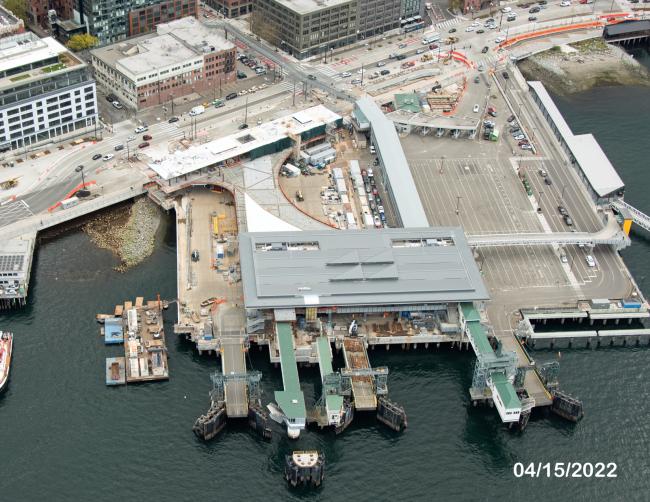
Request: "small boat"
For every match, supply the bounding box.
[0,330,13,392]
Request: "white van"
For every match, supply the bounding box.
[189,105,205,117]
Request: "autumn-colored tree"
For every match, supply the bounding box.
[66,33,100,52]
[3,0,27,22]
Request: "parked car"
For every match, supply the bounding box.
[520,144,533,150]
[507,114,516,123]
[102,154,114,161]
[92,153,102,160]
[502,71,509,79]
[558,205,568,216]
[237,71,247,79]
[191,250,200,262]
[112,101,123,109]
[529,15,538,21]
[564,215,573,226]
[376,61,386,67]
[473,104,480,113]
[586,255,596,267]
[225,92,237,100]
[544,177,552,185]
[134,125,148,133]
[560,254,568,263]
[138,142,150,149]
[114,144,124,151]
[476,29,485,34]
[529,6,540,12]
[398,43,407,48]
[513,134,525,141]
[380,69,390,75]
[168,116,179,123]
[238,123,249,130]
[351,78,362,84]
[142,134,152,141]
[340,71,352,78]
[474,75,480,83]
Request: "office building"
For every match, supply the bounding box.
[0,32,97,152]
[91,17,235,110]
[251,0,358,60]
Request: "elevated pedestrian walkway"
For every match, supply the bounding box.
[315,337,345,427]
[274,322,306,438]
[612,200,650,234]
[466,213,629,250]
[460,303,523,424]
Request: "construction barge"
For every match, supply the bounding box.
[101,297,169,385]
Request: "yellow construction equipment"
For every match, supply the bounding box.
[0,177,20,190]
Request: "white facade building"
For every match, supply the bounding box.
[0,33,97,152]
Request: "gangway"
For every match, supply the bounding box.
[273,322,306,438]
[611,200,650,234]
[314,337,346,428]
[460,303,523,424]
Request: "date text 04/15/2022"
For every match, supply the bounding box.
[513,463,617,478]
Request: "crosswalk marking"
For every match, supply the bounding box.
[436,18,461,30]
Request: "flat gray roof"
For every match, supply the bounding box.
[528,81,624,197]
[355,97,429,227]
[273,0,352,15]
[240,228,488,309]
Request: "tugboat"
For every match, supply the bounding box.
[0,331,13,392]
[284,451,325,487]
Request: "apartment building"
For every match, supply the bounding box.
[73,0,199,45]
[91,17,235,110]
[0,32,97,152]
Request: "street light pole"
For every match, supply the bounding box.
[455,195,462,215]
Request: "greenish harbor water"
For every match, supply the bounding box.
[1,51,649,502]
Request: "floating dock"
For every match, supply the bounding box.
[102,298,169,385]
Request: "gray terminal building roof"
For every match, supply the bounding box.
[239,228,488,309]
[355,97,429,228]
[528,81,624,197]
